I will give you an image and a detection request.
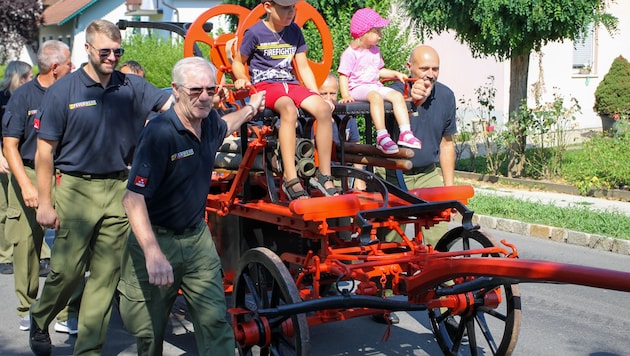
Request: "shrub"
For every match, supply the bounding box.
[593,55,630,117]
[121,34,184,88]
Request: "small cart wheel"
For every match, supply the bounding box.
[233,247,310,355]
[429,227,521,356]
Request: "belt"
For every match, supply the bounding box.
[154,223,202,236]
[403,163,436,176]
[23,159,35,169]
[60,170,128,180]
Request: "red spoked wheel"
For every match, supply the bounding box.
[235,1,333,88]
[184,4,252,83]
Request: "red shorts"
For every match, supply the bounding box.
[252,82,317,109]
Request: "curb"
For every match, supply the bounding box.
[453,214,630,256]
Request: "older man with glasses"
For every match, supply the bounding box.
[118,56,265,355]
[28,19,172,356]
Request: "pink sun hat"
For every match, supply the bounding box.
[350,8,391,39]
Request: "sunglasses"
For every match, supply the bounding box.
[179,85,217,97]
[87,43,124,59]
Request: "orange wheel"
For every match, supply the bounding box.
[235,1,333,88]
[183,4,251,58]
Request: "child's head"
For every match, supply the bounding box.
[261,0,298,27]
[350,8,390,40]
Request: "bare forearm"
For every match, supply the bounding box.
[439,137,456,186]
[122,190,160,255]
[35,139,55,207]
[3,138,32,191]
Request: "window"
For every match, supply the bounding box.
[573,23,595,75]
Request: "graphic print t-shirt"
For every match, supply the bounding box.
[239,21,307,85]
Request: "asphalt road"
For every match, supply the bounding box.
[1,228,629,355]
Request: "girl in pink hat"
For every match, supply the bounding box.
[338,8,422,154]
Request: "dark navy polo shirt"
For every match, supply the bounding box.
[0,89,10,140]
[391,81,457,167]
[36,67,171,174]
[127,107,228,231]
[2,75,46,160]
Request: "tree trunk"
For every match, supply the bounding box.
[507,53,530,178]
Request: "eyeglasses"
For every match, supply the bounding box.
[179,85,217,97]
[87,43,124,59]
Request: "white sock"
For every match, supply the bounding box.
[376,129,388,138]
[399,124,411,133]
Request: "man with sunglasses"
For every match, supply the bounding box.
[118,56,265,355]
[29,20,172,356]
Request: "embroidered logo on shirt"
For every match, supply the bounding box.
[133,175,148,187]
[170,148,194,161]
[28,109,38,116]
[68,100,97,110]
[34,118,40,129]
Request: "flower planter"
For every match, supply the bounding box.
[599,113,617,136]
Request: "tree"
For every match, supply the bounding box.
[0,0,42,64]
[404,0,617,177]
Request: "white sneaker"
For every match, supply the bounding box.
[54,317,78,335]
[19,315,30,331]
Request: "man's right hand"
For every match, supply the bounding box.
[146,251,174,288]
[21,183,39,208]
[37,204,59,229]
[411,79,433,104]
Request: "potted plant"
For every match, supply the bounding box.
[593,55,630,136]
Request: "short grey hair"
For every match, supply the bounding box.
[37,40,70,74]
[172,57,217,86]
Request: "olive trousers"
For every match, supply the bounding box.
[30,173,129,355]
[118,221,234,356]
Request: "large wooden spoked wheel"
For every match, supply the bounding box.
[235,2,334,88]
[233,247,310,355]
[430,227,522,356]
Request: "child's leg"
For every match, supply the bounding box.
[385,90,422,149]
[274,97,304,190]
[384,90,410,128]
[366,91,386,132]
[365,92,399,154]
[300,95,336,193]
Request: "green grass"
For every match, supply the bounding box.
[467,193,630,240]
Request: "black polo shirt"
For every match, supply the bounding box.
[36,66,171,174]
[0,89,10,140]
[2,75,46,160]
[127,107,228,231]
[391,81,457,167]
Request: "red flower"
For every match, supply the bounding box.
[486,125,495,132]
[612,113,620,121]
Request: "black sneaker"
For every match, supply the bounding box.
[29,315,51,356]
[0,262,13,274]
[39,259,51,277]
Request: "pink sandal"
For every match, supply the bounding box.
[376,133,399,154]
[398,131,422,149]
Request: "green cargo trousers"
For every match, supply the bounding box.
[30,173,129,355]
[6,167,50,316]
[0,173,13,263]
[118,221,234,355]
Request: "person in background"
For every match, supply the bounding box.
[2,40,77,332]
[0,60,33,275]
[317,73,366,190]
[232,0,337,200]
[385,44,457,246]
[29,19,171,356]
[118,56,265,355]
[338,8,422,155]
[119,60,145,78]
